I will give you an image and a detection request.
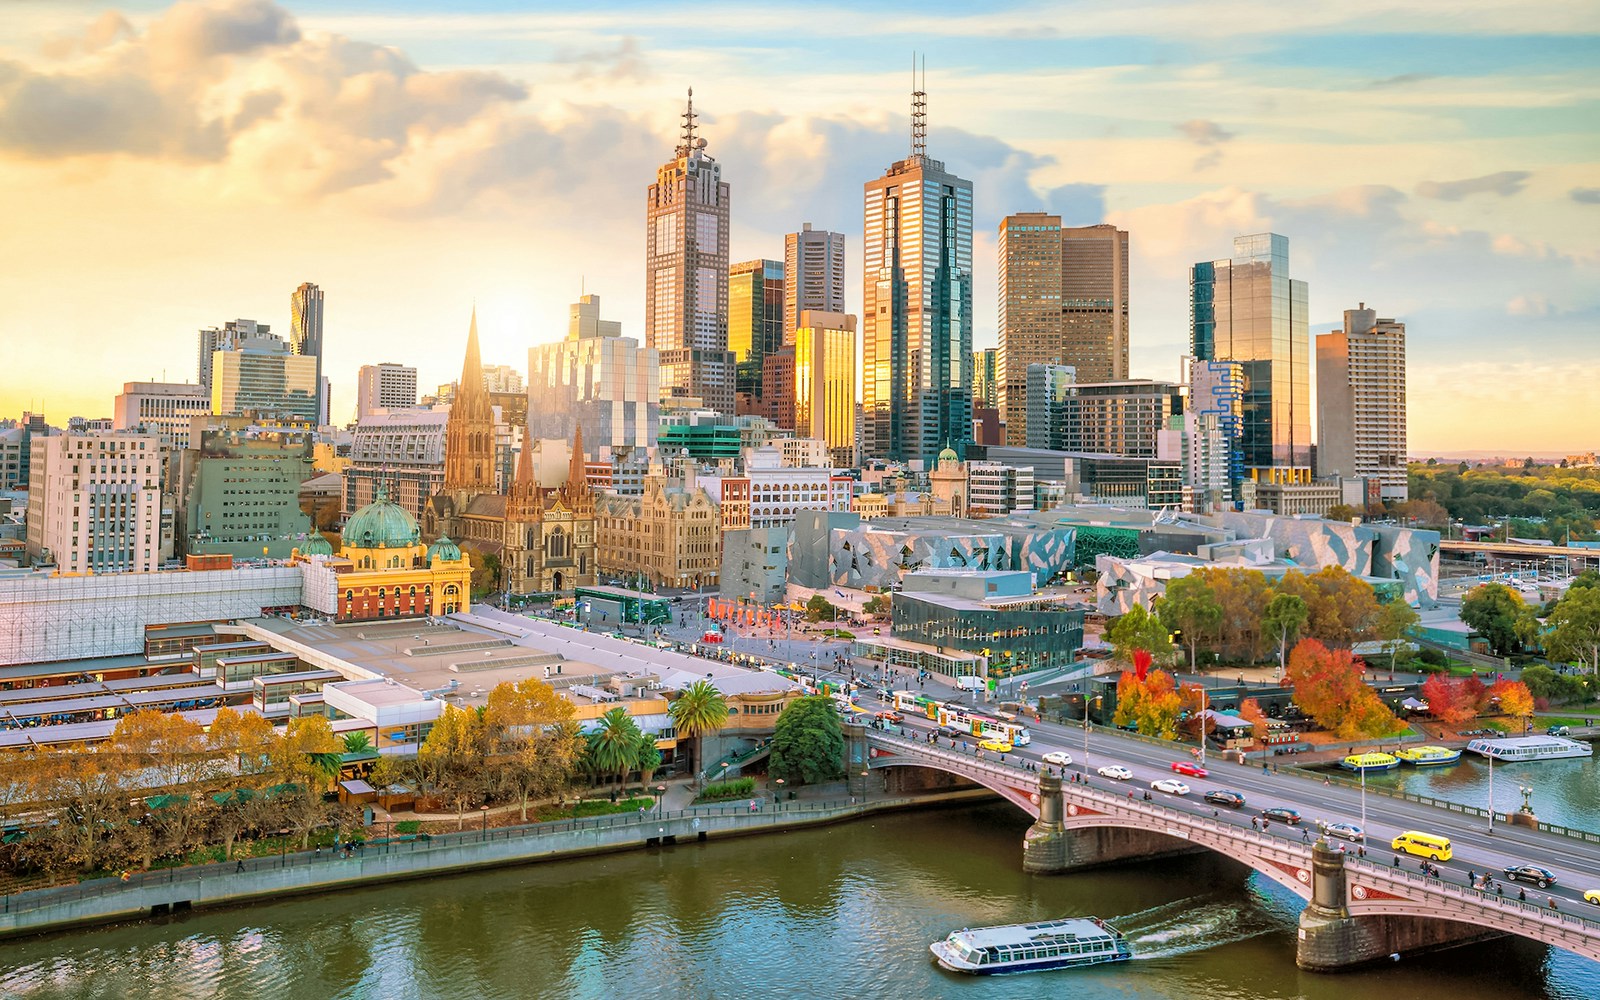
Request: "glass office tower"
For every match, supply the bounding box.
[728,259,784,402]
[1190,233,1310,484]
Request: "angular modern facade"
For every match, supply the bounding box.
[646,90,735,415]
[793,310,858,468]
[1317,304,1408,502]
[528,294,659,457]
[290,282,325,423]
[1187,358,1246,506]
[783,223,846,345]
[1190,233,1311,485]
[863,81,973,465]
[728,259,784,403]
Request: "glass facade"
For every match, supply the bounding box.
[728,259,784,399]
[891,593,1083,678]
[793,314,857,468]
[210,349,319,422]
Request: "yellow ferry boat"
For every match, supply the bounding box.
[1393,745,1461,767]
[1340,751,1400,772]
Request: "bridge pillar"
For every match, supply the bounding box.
[1022,771,1067,874]
[845,723,868,799]
[1296,839,1502,971]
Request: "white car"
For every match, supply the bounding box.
[1151,778,1190,796]
[1323,822,1365,842]
[1097,765,1133,780]
[1042,751,1073,766]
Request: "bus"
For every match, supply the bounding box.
[936,705,1031,747]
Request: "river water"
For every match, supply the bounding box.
[0,800,1595,1000]
[1359,753,1599,830]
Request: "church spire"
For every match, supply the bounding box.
[461,306,484,391]
[514,420,534,488]
[441,308,497,493]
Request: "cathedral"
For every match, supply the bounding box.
[424,311,598,597]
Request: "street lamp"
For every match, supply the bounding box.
[656,783,667,815]
[278,828,290,868]
[862,768,871,803]
[1487,752,1495,834]
[480,805,490,838]
[774,777,785,807]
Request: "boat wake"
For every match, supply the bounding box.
[1113,893,1282,960]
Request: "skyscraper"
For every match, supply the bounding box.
[646,89,736,415]
[1317,304,1408,501]
[972,348,1000,409]
[863,69,974,465]
[210,339,319,422]
[729,259,784,403]
[290,283,324,423]
[1190,233,1311,485]
[784,223,846,344]
[793,310,858,468]
[998,215,1130,445]
[528,294,660,456]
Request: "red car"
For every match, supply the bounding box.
[1171,761,1209,778]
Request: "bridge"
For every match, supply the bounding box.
[852,725,1600,971]
[1439,538,1600,568]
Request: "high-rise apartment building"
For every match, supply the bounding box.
[113,381,211,455]
[793,310,858,468]
[1185,359,1245,509]
[729,259,784,402]
[1317,304,1408,501]
[528,294,660,456]
[210,337,320,423]
[356,363,419,420]
[646,90,736,415]
[863,77,974,465]
[1190,233,1311,484]
[290,282,325,423]
[25,431,162,573]
[784,223,847,344]
[998,216,1130,445]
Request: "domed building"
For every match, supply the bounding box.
[296,487,471,621]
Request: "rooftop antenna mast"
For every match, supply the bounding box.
[911,54,927,158]
[679,87,698,156]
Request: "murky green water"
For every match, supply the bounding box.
[1359,754,1599,831]
[0,802,1593,999]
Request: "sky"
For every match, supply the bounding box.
[1,0,1597,453]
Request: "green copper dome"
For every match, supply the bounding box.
[427,534,463,563]
[342,491,421,550]
[937,445,959,464]
[302,534,334,557]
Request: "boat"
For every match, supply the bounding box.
[1465,735,1594,762]
[1393,745,1462,767]
[1340,752,1400,772]
[930,917,1133,974]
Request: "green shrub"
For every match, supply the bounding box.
[394,820,421,834]
[699,777,756,801]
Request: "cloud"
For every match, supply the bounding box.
[1367,72,1433,88]
[1571,187,1600,205]
[552,36,648,82]
[1506,294,1553,317]
[1045,183,1108,227]
[1177,119,1234,146]
[40,11,135,59]
[1415,170,1531,201]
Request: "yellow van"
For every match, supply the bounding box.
[1391,831,1453,861]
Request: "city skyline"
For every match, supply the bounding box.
[1,0,1596,451]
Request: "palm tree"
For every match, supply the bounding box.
[668,680,728,788]
[342,732,373,754]
[588,707,644,793]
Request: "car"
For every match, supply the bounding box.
[1203,789,1246,808]
[978,738,1014,754]
[1151,778,1190,796]
[1323,822,1365,842]
[1259,807,1302,825]
[1585,889,1600,906]
[1172,761,1209,778]
[1503,864,1557,888]
[1547,724,1571,737]
[874,711,904,724]
[1042,751,1073,766]
[1097,765,1133,781]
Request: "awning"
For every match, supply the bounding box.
[1402,697,1429,711]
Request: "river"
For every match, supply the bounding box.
[1358,752,1600,831]
[0,799,1594,1000]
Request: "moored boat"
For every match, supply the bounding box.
[1466,735,1593,762]
[930,917,1133,974]
[1393,745,1462,767]
[1341,751,1400,772]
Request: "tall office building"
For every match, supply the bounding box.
[25,431,162,573]
[528,294,660,456]
[1317,304,1408,501]
[972,348,1000,408]
[113,381,211,455]
[210,339,319,422]
[197,319,273,391]
[177,415,317,560]
[646,90,736,415]
[783,223,847,344]
[998,215,1130,445]
[1024,363,1076,452]
[1023,370,1182,458]
[729,259,784,402]
[482,364,524,395]
[290,283,325,423]
[356,363,419,420]
[1190,233,1311,484]
[793,310,858,468]
[863,72,974,465]
[1187,358,1245,507]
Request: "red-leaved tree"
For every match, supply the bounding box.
[1286,639,1404,740]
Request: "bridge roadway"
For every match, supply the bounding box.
[855,698,1600,964]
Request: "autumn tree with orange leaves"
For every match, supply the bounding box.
[1113,651,1183,740]
[1285,639,1404,740]
[1488,678,1535,731]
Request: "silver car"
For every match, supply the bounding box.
[1323,822,1365,842]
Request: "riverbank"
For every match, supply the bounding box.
[0,787,995,943]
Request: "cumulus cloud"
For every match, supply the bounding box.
[552,36,648,82]
[1415,170,1530,200]
[1571,187,1600,205]
[40,11,135,59]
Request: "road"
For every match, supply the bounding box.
[857,689,1600,913]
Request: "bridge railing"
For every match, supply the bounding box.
[1345,856,1600,933]
[866,730,1041,787]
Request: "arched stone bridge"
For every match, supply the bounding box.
[854,726,1600,971]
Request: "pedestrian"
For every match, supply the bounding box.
[1392,855,1399,868]
[1302,829,1310,843]
[1468,869,1476,885]
[1519,888,1526,901]
[1251,817,1259,831]
[1358,846,1366,859]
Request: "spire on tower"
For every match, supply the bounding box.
[461,307,484,389]
[911,53,927,158]
[677,86,699,156]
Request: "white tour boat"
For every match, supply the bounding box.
[1465,735,1593,762]
[930,917,1133,974]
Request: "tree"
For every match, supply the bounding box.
[1546,586,1600,673]
[207,707,276,778]
[1324,504,1360,522]
[1155,574,1222,671]
[1237,698,1270,746]
[1488,679,1535,729]
[863,594,890,617]
[483,678,583,821]
[342,732,374,754]
[1106,603,1172,666]
[770,696,845,785]
[804,594,837,623]
[1263,593,1309,677]
[1460,583,1528,656]
[1420,674,1475,727]
[1374,600,1421,672]
[1285,639,1403,739]
[418,704,488,830]
[1113,669,1181,740]
[109,709,211,791]
[668,680,729,786]
[587,707,645,793]
[1205,568,1273,663]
